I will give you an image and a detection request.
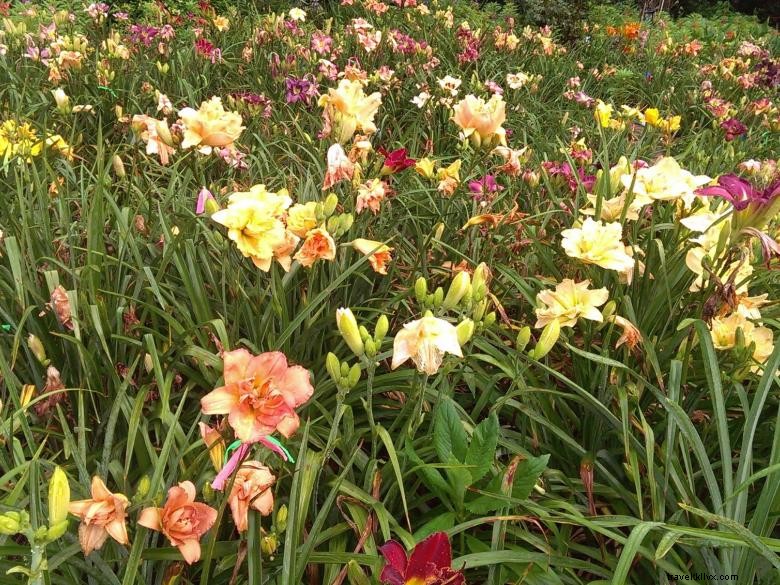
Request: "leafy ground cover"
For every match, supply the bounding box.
[0,1,779,584]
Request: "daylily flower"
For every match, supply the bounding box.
[294,228,337,267]
[561,218,635,273]
[138,481,217,565]
[227,461,275,532]
[621,157,710,207]
[195,186,216,215]
[200,348,314,442]
[323,143,355,190]
[710,312,775,371]
[492,145,529,176]
[319,79,382,143]
[721,117,747,141]
[451,94,507,148]
[356,178,390,214]
[211,185,296,272]
[468,175,502,199]
[353,238,393,274]
[415,157,436,179]
[131,114,175,165]
[179,97,244,154]
[391,314,463,375]
[696,174,780,212]
[436,160,462,196]
[534,279,609,328]
[68,477,130,556]
[379,531,465,585]
[379,147,416,175]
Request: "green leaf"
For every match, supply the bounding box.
[464,412,499,484]
[434,397,468,464]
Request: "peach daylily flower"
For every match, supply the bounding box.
[179,96,244,154]
[322,143,355,190]
[68,477,130,556]
[138,481,217,565]
[228,461,276,532]
[200,349,314,442]
[356,178,389,214]
[391,314,463,375]
[352,238,393,274]
[131,114,175,165]
[294,228,337,268]
[451,94,507,148]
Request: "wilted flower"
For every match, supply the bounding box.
[138,482,217,565]
[69,477,130,556]
[353,238,393,274]
[227,462,275,532]
[391,314,463,375]
[534,279,609,328]
[199,422,225,472]
[323,143,355,190]
[200,349,314,442]
[561,218,634,272]
[131,114,175,165]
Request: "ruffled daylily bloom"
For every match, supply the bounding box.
[179,96,244,154]
[561,218,634,273]
[319,79,382,143]
[287,202,319,238]
[211,185,296,272]
[379,532,465,585]
[451,94,507,148]
[294,228,336,267]
[227,461,275,532]
[138,481,217,565]
[353,238,393,274]
[68,477,130,556]
[391,314,463,375]
[622,157,710,208]
[201,348,314,442]
[436,160,462,196]
[322,143,355,190]
[535,279,609,328]
[356,178,390,214]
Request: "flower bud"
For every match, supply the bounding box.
[522,170,540,187]
[472,262,490,291]
[326,216,339,235]
[483,311,497,327]
[364,337,377,358]
[27,334,48,365]
[531,320,560,360]
[48,466,70,526]
[155,120,174,147]
[414,277,428,302]
[432,287,444,308]
[156,61,169,75]
[456,319,475,345]
[45,519,69,542]
[472,298,488,322]
[374,315,389,342]
[515,326,531,352]
[323,193,339,217]
[261,533,278,557]
[144,353,154,373]
[326,352,341,384]
[0,513,21,535]
[434,223,445,241]
[347,363,361,388]
[135,475,151,500]
[337,213,354,236]
[442,271,471,310]
[52,88,71,114]
[112,154,126,178]
[276,505,288,533]
[358,325,370,342]
[601,300,616,322]
[336,308,365,357]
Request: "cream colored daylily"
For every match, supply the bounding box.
[391,314,463,375]
[561,218,635,273]
[534,279,609,328]
[621,157,710,208]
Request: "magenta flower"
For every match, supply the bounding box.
[720,118,747,142]
[468,175,502,199]
[379,147,416,174]
[379,532,465,585]
[696,175,780,211]
[196,187,215,214]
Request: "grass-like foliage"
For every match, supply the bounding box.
[0,1,779,584]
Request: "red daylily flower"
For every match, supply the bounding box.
[379,147,416,174]
[379,532,465,585]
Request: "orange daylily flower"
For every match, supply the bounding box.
[68,477,130,556]
[227,461,276,532]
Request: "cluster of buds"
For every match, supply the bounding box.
[414,263,496,332]
[320,193,354,239]
[260,504,287,559]
[329,308,390,391]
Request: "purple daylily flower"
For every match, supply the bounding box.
[696,175,780,211]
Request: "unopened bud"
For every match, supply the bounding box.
[442,271,471,310]
[601,300,616,322]
[336,308,365,357]
[347,363,361,388]
[364,338,377,358]
[27,334,48,365]
[432,287,444,308]
[326,352,341,383]
[374,315,389,342]
[483,312,496,327]
[414,277,428,302]
[456,319,475,345]
[276,505,288,533]
[515,326,531,352]
[434,223,445,241]
[261,533,278,557]
[472,299,488,321]
[144,353,154,373]
[135,475,151,500]
[112,154,126,178]
[323,193,339,217]
[0,513,20,535]
[472,262,491,292]
[358,325,370,342]
[531,320,560,360]
[48,466,70,526]
[338,213,353,235]
[21,384,35,407]
[45,519,69,541]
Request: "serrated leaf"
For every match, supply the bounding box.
[512,455,549,500]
